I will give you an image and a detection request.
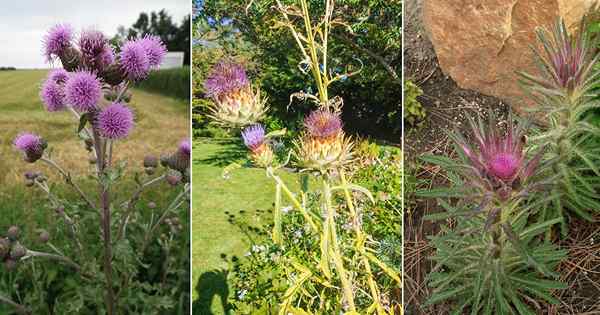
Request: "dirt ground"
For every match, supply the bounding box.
[403,0,600,314]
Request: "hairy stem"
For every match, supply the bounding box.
[25,249,81,272]
[40,157,96,211]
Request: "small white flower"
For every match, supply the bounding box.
[238,289,247,300]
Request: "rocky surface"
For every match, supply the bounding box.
[422,0,595,116]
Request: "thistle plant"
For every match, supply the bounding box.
[519,19,600,233]
[205,0,400,313]
[2,24,189,314]
[421,113,567,314]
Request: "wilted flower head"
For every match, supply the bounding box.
[43,24,73,62]
[65,70,102,112]
[48,69,69,83]
[242,124,266,152]
[40,79,66,112]
[204,61,249,98]
[119,39,150,81]
[97,102,134,139]
[139,35,167,67]
[78,29,114,70]
[14,133,46,163]
[304,110,343,139]
[453,112,544,199]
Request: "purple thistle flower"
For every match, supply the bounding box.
[119,39,150,81]
[97,102,134,139]
[78,29,114,70]
[139,35,167,67]
[178,138,191,157]
[40,79,66,112]
[14,133,46,163]
[242,124,266,152]
[453,113,544,198]
[65,71,102,112]
[43,24,73,62]
[48,69,69,84]
[204,61,249,98]
[304,110,343,139]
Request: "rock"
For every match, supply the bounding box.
[422,0,595,117]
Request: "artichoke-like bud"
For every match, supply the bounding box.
[10,243,26,260]
[294,133,353,172]
[166,170,183,186]
[241,124,274,168]
[38,229,50,243]
[293,109,353,172]
[59,46,82,72]
[205,61,267,128]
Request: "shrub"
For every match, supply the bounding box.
[136,66,190,100]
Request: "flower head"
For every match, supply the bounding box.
[139,35,167,67]
[204,61,249,98]
[97,102,134,139]
[14,133,46,163]
[304,110,343,139]
[119,39,150,81]
[48,69,69,84]
[43,24,73,62]
[178,138,191,157]
[78,29,114,70]
[453,112,544,199]
[65,71,102,112]
[40,79,66,111]
[242,124,266,152]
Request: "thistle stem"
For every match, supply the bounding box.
[25,249,81,271]
[117,174,167,240]
[141,184,189,253]
[267,169,318,232]
[273,182,283,244]
[40,157,96,211]
[0,293,30,315]
[323,178,355,311]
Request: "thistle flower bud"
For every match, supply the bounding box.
[7,226,19,241]
[145,167,155,175]
[10,243,26,260]
[24,171,38,180]
[55,205,65,215]
[161,140,191,173]
[25,179,35,187]
[147,202,157,209]
[38,230,50,243]
[205,61,267,127]
[14,133,46,163]
[166,170,182,186]
[144,155,158,168]
[60,46,82,72]
[100,62,126,86]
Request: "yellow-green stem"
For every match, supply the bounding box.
[273,183,283,244]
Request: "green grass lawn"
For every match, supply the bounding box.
[192,138,301,315]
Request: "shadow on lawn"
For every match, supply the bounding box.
[193,269,230,315]
[194,138,246,167]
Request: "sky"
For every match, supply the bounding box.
[0,0,189,69]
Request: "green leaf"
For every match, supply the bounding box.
[519,217,562,239]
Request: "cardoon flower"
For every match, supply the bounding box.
[205,61,267,127]
[14,133,46,163]
[43,24,73,61]
[453,113,544,199]
[204,61,249,98]
[241,124,273,167]
[65,71,102,112]
[304,110,343,139]
[78,29,114,70]
[119,39,150,81]
[139,35,167,67]
[97,102,134,139]
[242,124,266,152]
[40,80,66,111]
[48,69,69,84]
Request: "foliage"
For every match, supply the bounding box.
[136,66,191,100]
[404,80,426,126]
[112,10,191,65]
[194,0,402,141]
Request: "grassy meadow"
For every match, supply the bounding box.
[192,138,302,314]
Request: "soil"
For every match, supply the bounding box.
[403,0,600,314]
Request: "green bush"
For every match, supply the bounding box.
[404,79,426,125]
[136,67,190,100]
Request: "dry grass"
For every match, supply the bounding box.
[0,69,189,187]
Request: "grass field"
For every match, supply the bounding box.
[191,138,301,314]
[0,69,189,186]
